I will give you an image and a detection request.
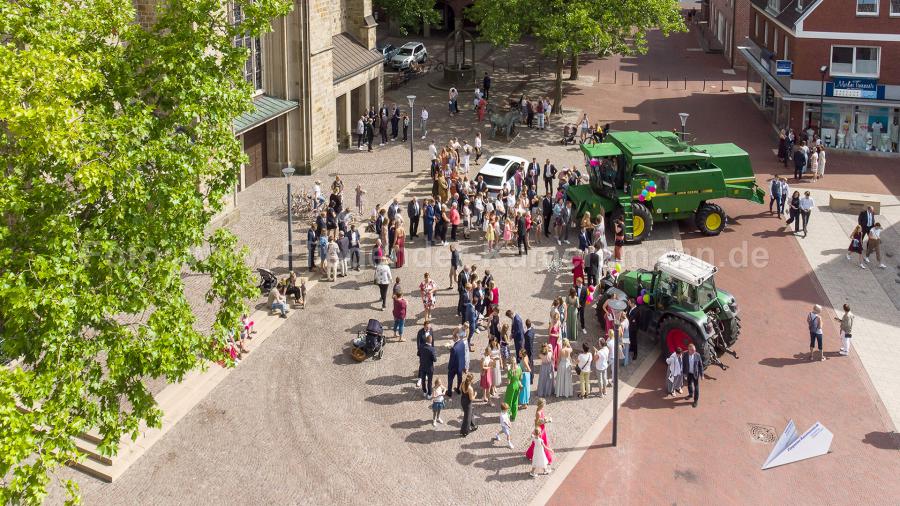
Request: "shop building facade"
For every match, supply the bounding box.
[738,0,900,153]
[702,0,752,67]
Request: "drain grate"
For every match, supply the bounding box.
[749,423,777,444]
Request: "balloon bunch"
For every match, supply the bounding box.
[610,262,623,277]
[589,158,600,167]
[638,180,658,202]
[635,288,652,305]
[586,285,596,304]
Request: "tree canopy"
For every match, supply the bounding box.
[467,0,686,110]
[0,0,289,503]
[375,0,441,36]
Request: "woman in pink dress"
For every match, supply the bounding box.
[570,255,584,287]
[548,312,561,370]
[477,97,487,122]
[524,398,553,464]
[502,218,513,249]
[419,272,436,322]
[394,221,406,268]
[489,281,499,309]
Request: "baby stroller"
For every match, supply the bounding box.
[560,125,577,145]
[258,268,277,295]
[350,318,385,362]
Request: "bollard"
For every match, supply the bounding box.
[631,73,634,85]
[649,75,652,87]
[613,70,616,84]
[538,61,542,75]
[666,75,669,88]
[684,76,687,90]
[721,79,724,92]
[703,79,706,91]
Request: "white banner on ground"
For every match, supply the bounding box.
[762,420,833,470]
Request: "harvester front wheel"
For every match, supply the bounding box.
[631,202,653,243]
[695,203,726,236]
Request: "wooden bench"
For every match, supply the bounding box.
[829,194,881,214]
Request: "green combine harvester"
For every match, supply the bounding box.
[567,131,766,242]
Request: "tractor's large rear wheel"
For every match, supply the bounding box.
[694,203,726,236]
[631,202,653,243]
[659,316,714,367]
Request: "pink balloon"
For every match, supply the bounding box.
[635,297,643,305]
[638,194,646,202]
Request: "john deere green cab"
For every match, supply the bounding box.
[567,131,766,242]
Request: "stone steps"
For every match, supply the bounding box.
[67,304,301,482]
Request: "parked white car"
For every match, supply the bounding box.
[475,154,528,196]
[390,42,427,71]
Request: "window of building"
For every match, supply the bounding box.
[754,14,759,37]
[891,0,900,16]
[783,36,789,60]
[764,22,768,46]
[767,0,781,13]
[232,2,263,92]
[856,0,879,15]
[830,46,880,77]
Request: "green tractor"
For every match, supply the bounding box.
[598,251,740,369]
[567,131,766,242]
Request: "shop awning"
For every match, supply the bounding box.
[736,46,900,107]
[234,95,299,135]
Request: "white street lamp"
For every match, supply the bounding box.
[407,95,416,173]
[282,166,296,272]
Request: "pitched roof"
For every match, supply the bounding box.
[751,0,818,30]
[332,33,382,84]
[233,95,299,135]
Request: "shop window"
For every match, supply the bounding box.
[891,0,900,16]
[856,0,878,15]
[232,2,264,92]
[831,46,880,77]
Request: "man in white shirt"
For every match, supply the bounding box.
[356,117,365,150]
[420,107,429,139]
[462,141,471,174]
[474,133,483,164]
[798,191,814,237]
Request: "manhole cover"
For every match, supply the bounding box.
[749,423,777,443]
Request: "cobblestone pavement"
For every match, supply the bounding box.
[58,160,682,505]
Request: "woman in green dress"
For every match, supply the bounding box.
[504,361,522,421]
[566,288,578,340]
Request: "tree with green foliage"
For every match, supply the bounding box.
[0,0,290,503]
[375,0,442,36]
[467,0,685,112]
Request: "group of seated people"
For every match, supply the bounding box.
[268,271,306,318]
[561,122,610,145]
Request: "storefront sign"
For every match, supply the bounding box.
[775,60,793,77]
[831,77,879,99]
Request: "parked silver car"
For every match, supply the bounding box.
[390,42,427,71]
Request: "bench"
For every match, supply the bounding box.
[829,194,880,215]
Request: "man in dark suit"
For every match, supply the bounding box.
[542,159,557,195]
[474,175,487,194]
[456,265,471,316]
[507,310,525,362]
[418,334,437,397]
[407,197,421,238]
[387,198,400,222]
[523,319,535,380]
[792,143,807,180]
[681,343,704,408]
[423,200,435,246]
[858,206,876,237]
[516,211,529,255]
[347,224,361,270]
[586,246,600,286]
[541,193,553,237]
[306,223,317,271]
[482,72,491,99]
[416,320,433,385]
[447,333,467,398]
[574,277,588,333]
[364,118,374,152]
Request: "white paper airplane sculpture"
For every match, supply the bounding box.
[762,420,833,470]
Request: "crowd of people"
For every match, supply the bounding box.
[777,128,827,182]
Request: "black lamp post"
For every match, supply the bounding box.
[407,95,416,173]
[608,298,628,447]
[678,112,689,141]
[819,65,828,137]
[282,166,296,272]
